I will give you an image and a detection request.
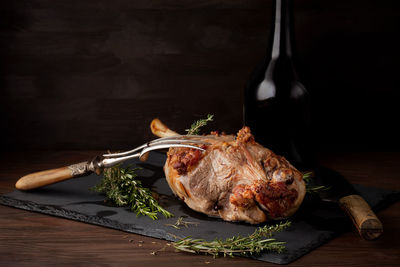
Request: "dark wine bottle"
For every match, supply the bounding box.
[244,0,312,169]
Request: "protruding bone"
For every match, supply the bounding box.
[151,118,179,138]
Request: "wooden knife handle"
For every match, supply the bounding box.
[339,194,383,240]
[15,161,91,191]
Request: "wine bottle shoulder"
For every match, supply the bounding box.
[245,57,307,101]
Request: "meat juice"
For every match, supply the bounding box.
[244,0,313,169]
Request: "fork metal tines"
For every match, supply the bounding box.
[99,135,210,168]
[103,135,210,158]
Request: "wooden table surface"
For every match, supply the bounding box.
[0,150,399,266]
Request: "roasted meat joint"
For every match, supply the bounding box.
[151,119,306,224]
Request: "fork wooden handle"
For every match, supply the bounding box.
[15,161,91,191]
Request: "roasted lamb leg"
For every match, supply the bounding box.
[151,119,306,224]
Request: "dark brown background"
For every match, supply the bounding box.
[1,0,399,152]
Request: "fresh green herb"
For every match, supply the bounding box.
[165,216,199,229]
[307,185,330,194]
[93,165,173,220]
[185,114,214,135]
[172,221,291,258]
[303,171,330,194]
[302,171,313,184]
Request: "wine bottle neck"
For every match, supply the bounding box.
[271,0,294,59]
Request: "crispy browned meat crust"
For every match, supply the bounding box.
[169,147,203,175]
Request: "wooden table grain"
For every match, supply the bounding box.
[0,151,399,266]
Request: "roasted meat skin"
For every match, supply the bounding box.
[164,127,306,224]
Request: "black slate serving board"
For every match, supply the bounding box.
[1,152,399,264]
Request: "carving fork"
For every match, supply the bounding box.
[15,135,208,191]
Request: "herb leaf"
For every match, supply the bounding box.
[303,171,330,194]
[172,221,291,257]
[165,216,199,229]
[93,165,173,220]
[185,114,214,135]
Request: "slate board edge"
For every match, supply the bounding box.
[253,230,338,265]
[0,195,173,240]
[0,194,319,265]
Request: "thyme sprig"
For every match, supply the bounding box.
[173,221,291,257]
[165,216,199,229]
[185,114,214,135]
[303,171,330,194]
[93,165,173,220]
